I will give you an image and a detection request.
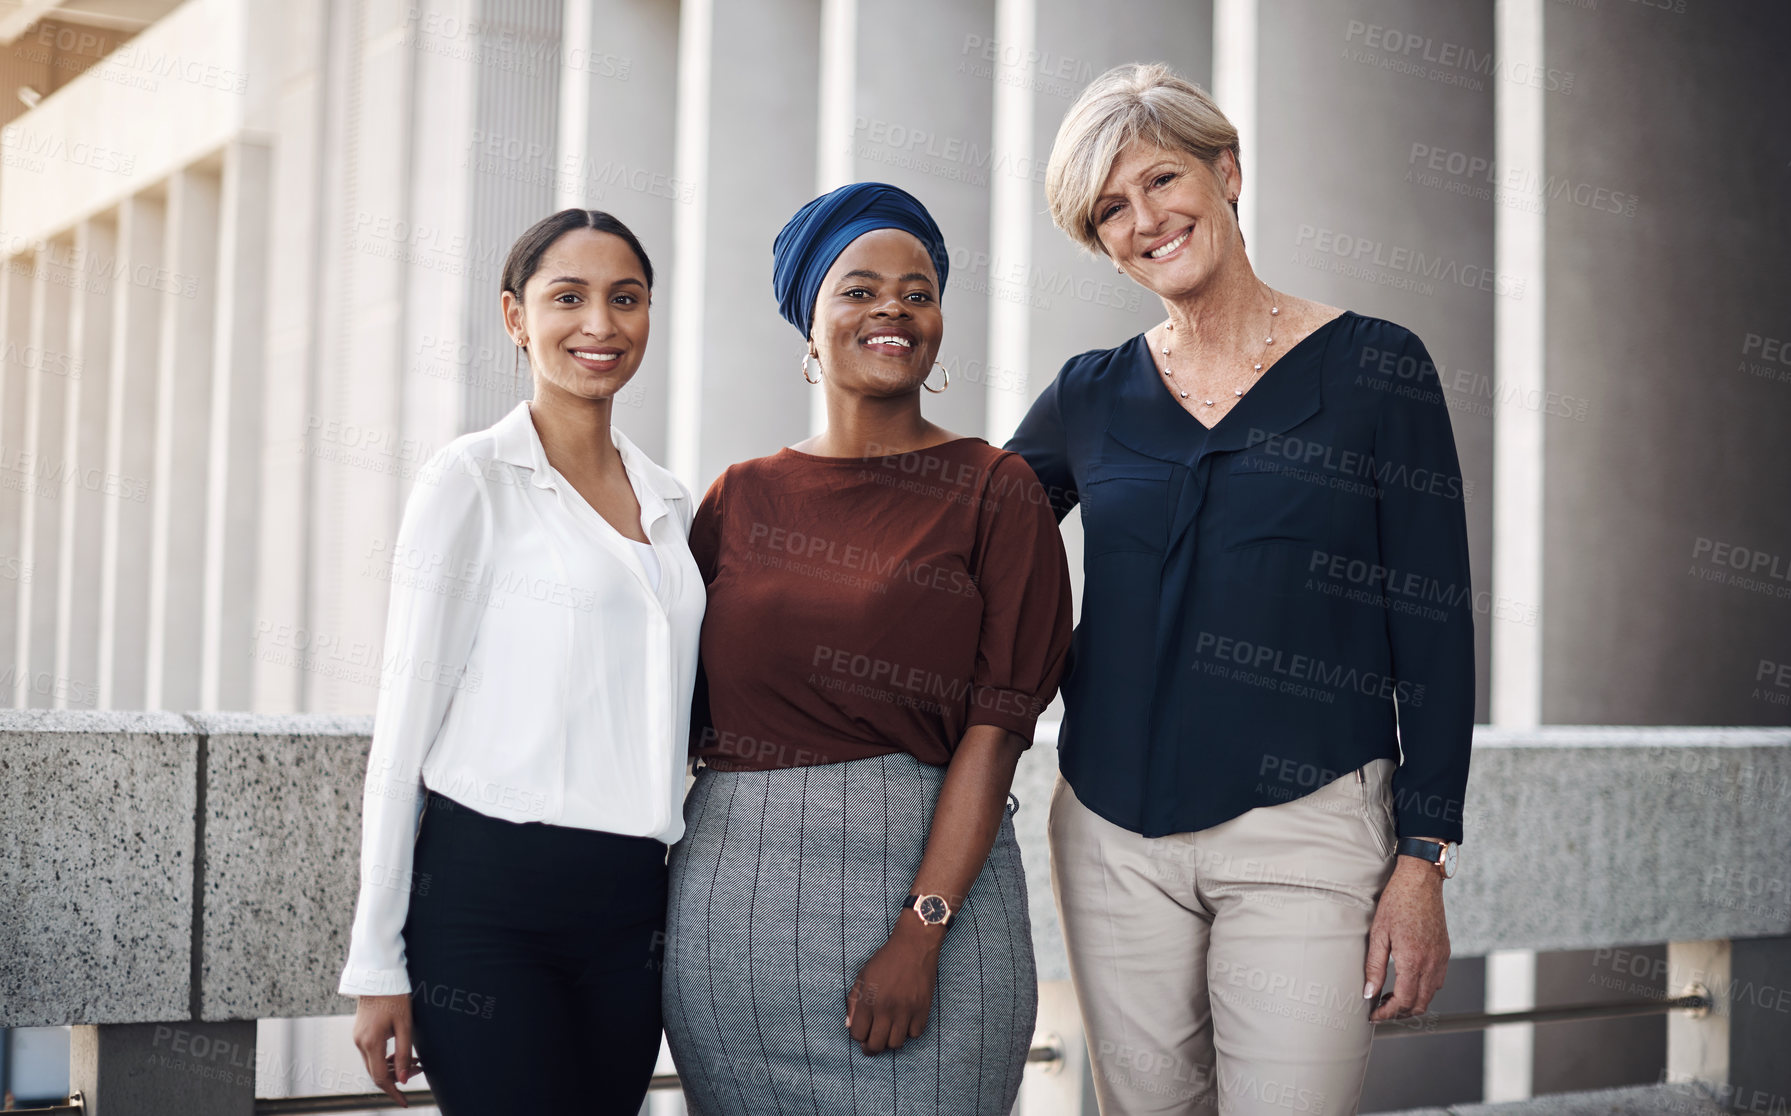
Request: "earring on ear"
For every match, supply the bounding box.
[802,351,820,384]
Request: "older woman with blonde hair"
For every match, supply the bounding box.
[1006,63,1475,1115]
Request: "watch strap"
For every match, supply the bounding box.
[1396,837,1446,865]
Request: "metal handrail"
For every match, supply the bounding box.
[7,996,1712,1115]
[5,1092,82,1114]
[249,1038,1071,1113]
[1374,990,1711,1038]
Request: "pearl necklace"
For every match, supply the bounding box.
[1159,288,1280,406]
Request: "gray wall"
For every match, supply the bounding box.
[1541,0,1791,728]
[1537,3,1791,1094]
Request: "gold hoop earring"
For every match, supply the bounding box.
[802,351,820,384]
[923,361,949,394]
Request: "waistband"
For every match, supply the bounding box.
[421,789,666,859]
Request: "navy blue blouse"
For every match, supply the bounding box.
[1006,311,1474,843]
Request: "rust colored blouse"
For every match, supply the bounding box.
[688,438,1073,770]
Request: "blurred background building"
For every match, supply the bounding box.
[0,0,1787,1112]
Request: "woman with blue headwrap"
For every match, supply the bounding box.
[661,182,1074,1114]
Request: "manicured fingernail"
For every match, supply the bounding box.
[1364,982,1376,999]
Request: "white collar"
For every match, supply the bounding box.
[487,401,685,504]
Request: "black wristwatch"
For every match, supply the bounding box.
[1396,837,1458,879]
[902,893,954,927]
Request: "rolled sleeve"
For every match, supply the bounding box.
[1373,332,1476,845]
[338,449,493,996]
[966,454,1075,744]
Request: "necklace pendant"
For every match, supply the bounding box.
[1178,390,1189,399]
[1234,387,1243,396]
[1202,399,1214,406]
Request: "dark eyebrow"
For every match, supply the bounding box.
[543,276,646,289]
[841,269,935,285]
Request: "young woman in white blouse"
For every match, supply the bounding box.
[337,210,705,1113]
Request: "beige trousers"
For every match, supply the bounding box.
[1048,760,1398,1116]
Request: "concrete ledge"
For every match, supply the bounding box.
[0,711,198,1027]
[5,716,1788,1022]
[1372,1081,1729,1115]
[1450,727,1791,956]
[190,713,372,1020]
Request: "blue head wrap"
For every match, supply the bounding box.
[772,182,950,339]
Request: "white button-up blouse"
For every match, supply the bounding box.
[338,401,705,997]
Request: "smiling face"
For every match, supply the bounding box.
[1094,140,1242,302]
[809,228,943,396]
[502,228,649,402]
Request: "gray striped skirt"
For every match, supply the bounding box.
[662,751,1037,1116]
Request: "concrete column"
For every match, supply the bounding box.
[1539,3,1791,725]
[200,142,271,711]
[982,0,1034,445]
[250,0,330,713]
[54,217,116,709]
[1666,939,1730,1092]
[436,0,564,435]
[1212,0,1256,249]
[98,194,164,710]
[0,248,33,697]
[846,0,994,438]
[13,241,72,708]
[667,0,819,490]
[554,0,680,463]
[1484,949,1535,1101]
[306,0,417,715]
[70,1021,255,1116]
[810,0,854,437]
[1492,0,1546,733]
[1017,978,1100,1116]
[146,169,220,712]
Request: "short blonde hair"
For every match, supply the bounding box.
[1045,62,1240,256]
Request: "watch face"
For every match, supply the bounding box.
[918,895,950,924]
[1441,843,1458,879]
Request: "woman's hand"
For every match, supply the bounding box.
[847,918,945,1054]
[1364,856,1450,1021]
[352,993,421,1106]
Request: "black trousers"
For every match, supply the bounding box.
[403,790,667,1114]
